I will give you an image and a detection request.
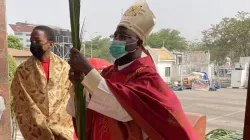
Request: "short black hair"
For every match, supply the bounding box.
[33,25,56,42]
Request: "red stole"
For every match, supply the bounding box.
[41,57,50,80]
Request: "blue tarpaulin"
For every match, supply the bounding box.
[202,72,209,80]
[172,87,184,91]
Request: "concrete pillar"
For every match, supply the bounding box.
[0,0,12,139]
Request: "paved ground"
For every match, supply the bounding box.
[175,88,247,133]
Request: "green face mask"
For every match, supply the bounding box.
[109,40,137,59]
[109,40,127,59]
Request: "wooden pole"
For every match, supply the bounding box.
[243,66,250,140]
[0,0,12,139]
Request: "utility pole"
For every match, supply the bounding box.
[0,0,12,139]
[90,40,93,58]
[83,43,86,57]
[84,31,98,58]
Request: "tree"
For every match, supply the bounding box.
[145,28,188,51]
[82,36,111,60]
[8,54,17,82]
[188,41,207,51]
[202,11,250,63]
[8,34,24,50]
[8,54,17,128]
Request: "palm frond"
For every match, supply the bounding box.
[69,0,81,50]
[68,0,86,140]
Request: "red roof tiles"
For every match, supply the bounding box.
[8,48,32,57]
[9,24,35,32]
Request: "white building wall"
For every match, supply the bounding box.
[239,57,250,87]
[171,65,181,81]
[157,61,174,83]
[240,57,250,64]
[7,25,14,35]
[14,31,31,47]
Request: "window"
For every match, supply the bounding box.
[15,32,23,35]
[19,38,23,40]
[26,34,31,36]
[26,39,30,42]
[165,67,171,77]
[177,56,182,64]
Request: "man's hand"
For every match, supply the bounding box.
[68,68,85,85]
[68,48,93,75]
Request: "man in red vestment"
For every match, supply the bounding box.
[67,0,198,139]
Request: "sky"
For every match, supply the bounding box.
[6,0,250,41]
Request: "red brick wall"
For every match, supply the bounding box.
[0,0,12,139]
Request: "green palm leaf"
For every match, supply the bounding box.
[68,0,86,140]
[69,0,80,49]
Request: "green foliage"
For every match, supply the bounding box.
[145,28,188,51]
[8,54,17,82]
[82,36,111,60]
[8,34,24,50]
[206,129,243,140]
[8,54,17,117]
[188,41,208,51]
[202,11,250,63]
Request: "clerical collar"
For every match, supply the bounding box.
[117,60,135,71]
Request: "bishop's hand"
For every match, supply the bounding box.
[68,48,93,75]
[68,68,85,85]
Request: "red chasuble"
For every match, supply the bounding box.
[86,55,198,140]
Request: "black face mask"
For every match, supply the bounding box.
[30,42,46,61]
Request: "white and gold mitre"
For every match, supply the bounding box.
[118,0,156,43]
